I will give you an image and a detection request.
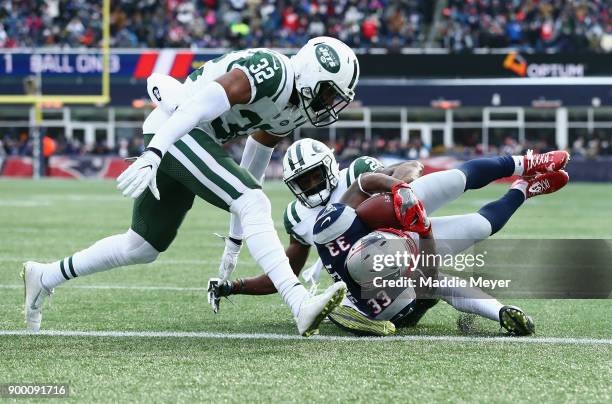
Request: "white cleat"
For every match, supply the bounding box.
[296,281,347,337]
[21,261,53,332]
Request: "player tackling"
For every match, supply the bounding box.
[210,141,570,336]
[22,36,360,336]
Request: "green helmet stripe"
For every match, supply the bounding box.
[295,142,304,167]
[348,59,358,90]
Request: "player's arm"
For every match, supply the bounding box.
[117,69,252,199]
[340,172,404,208]
[232,237,308,295]
[146,69,251,156]
[211,236,309,298]
[378,160,423,183]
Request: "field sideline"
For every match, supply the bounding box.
[1,179,611,402]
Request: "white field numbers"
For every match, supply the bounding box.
[248,57,279,84]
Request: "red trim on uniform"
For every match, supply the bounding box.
[133,52,159,79]
[169,52,194,78]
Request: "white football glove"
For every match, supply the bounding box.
[117,148,162,200]
[215,233,242,282]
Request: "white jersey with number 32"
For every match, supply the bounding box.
[183,48,306,144]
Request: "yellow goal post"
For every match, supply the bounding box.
[0,0,111,177]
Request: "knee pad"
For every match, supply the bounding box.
[123,229,159,265]
[230,189,273,238]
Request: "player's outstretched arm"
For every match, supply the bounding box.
[118,69,252,200]
[378,160,424,183]
[209,236,309,302]
[340,172,403,208]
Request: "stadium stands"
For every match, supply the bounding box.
[1,0,610,52]
[437,0,612,53]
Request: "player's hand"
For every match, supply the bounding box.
[117,148,162,200]
[207,277,233,314]
[215,233,242,282]
[391,183,431,236]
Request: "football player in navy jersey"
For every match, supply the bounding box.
[208,138,423,336]
[313,150,569,335]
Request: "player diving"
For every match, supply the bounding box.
[22,36,360,336]
[209,140,570,336]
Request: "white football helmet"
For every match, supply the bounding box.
[291,36,360,127]
[283,138,340,208]
[346,230,418,290]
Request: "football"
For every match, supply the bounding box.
[355,193,402,230]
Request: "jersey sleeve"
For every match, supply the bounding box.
[230,51,287,104]
[283,201,309,246]
[345,156,384,186]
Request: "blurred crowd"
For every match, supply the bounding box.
[0,0,430,50]
[438,0,612,53]
[2,0,610,52]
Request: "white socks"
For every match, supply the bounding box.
[41,229,159,290]
[436,274,503,322]
[512,155,525,176]
[231,189,309,317]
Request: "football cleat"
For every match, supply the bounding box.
[328,305,396,336]
[22,261,53,332]
[499,305,535,336]
[522,149,570,177]
[296,281,347,337]
[512,170,569,199]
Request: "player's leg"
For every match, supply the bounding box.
[428,170,569,254]
[23,170,195,331]
[409,150,569,215]
[435,273,535,335]
[164,129,345,335]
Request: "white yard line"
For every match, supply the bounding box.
[0,329,610,345]
[0,284,206,291]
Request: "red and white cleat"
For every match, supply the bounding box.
[522,149,570,177]
[512,170,569,199]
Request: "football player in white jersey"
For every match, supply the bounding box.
[22,37,360,336]
[207,138,423,336]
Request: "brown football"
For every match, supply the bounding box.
[355,193,402,230]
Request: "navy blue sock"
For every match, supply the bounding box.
[458,156,515,190]
[477,189,525,234]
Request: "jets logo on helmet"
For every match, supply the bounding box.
[291,36,360,127]
[283,139,340,208]
[315,44,341,73]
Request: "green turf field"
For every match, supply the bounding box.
[1,179,611,402]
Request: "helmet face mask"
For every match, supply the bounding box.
[291,36,360,128]
[282,139,340,208]
[285,158,336,208]
[299,81,352,127]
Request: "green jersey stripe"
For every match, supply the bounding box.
[291,231,309,245]
[271,53,287,102]
[175,141,242,200]
[283,208,293,235]
[290,201,302,224]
